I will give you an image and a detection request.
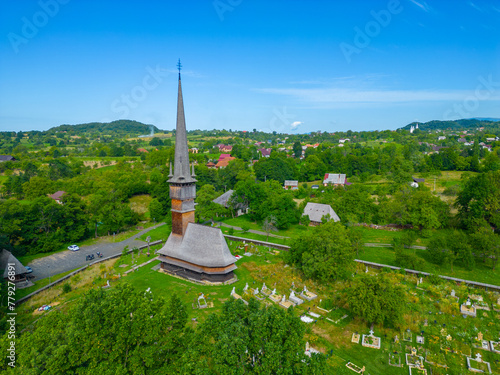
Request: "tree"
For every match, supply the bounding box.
[381,187,449,230]
[188,299,327,374]
[262,215,277,241]
[293,141,302,158]
[253,153,297,184]
[287,221,355,282]
[455,170,500,230]
[196,184,227,223]
[1,285,189,374]
[149,198,165,222]
[347,226,363,257]
[347,274,407,327]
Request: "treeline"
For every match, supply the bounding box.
[0,285,328,374]
[0,161,170,256]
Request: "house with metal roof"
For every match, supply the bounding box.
[284,180,299,190]
[302,202,340,226]
[323,173,347,187]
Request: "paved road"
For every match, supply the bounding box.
[28,223,166,280]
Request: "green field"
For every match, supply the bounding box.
[358,245,500,285]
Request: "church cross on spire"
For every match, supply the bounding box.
[177,59,182,78]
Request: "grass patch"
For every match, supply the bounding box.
[129,194,152,216]
[219,215,309,239]
[357,245,500,285]
[15,267,82,300]
[139,224,171,242]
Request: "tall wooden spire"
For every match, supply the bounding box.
[169,61,195,184]
[169,61,196,235]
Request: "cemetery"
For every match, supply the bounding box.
[12,238,500,375]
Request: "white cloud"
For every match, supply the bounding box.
[468,2,483,12]
[290,121,302,129]
[255,86,500,108]
[407,0,433,12]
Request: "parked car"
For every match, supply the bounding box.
[86,254,94,261]
[25,266,33,274]
[68,245,80,251]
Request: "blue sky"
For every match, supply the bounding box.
[0,0,499,133]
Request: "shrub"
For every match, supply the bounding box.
[62,282,72,293]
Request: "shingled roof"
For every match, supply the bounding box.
[1,249,27,278]
[158,223,237,270]
[303,202,340,223]
[213,190,234,208]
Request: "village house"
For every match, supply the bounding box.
[215,156,236,169]
[0,155,16,162]
[49,191,66,204]
[283,180,298,190]
[213,190,248,217]
[258,148,271,158]
[323,173,347,187]
[302,202,340,226]
[216,144,233,152]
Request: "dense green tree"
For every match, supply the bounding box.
[0,285,189,374]
[287,221,354,282]
[381,187,449,230]
[253,153,297,184]
[195,184,228,223]
[188,299,327,374]
[346,274,407,327]
[455,170,500,230]
[22,176,54,200]
[293,140,302,158]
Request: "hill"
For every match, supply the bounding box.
[400,118,500,132]
[47,120,160,135]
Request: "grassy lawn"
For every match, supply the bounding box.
[219,215,310,239]
[138,223,171,242]
[357,245,500,285]
[129,194,152,217]
[15,267,81,300]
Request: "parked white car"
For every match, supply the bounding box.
[68,245,80,251]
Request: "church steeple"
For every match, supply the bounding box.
[168,60,196,236]
[169,59,195,184]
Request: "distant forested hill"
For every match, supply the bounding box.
[47,120,160,135]
[401,118,500,132]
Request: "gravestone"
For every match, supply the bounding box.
[451,289,455,297]
[478,332,483,341]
